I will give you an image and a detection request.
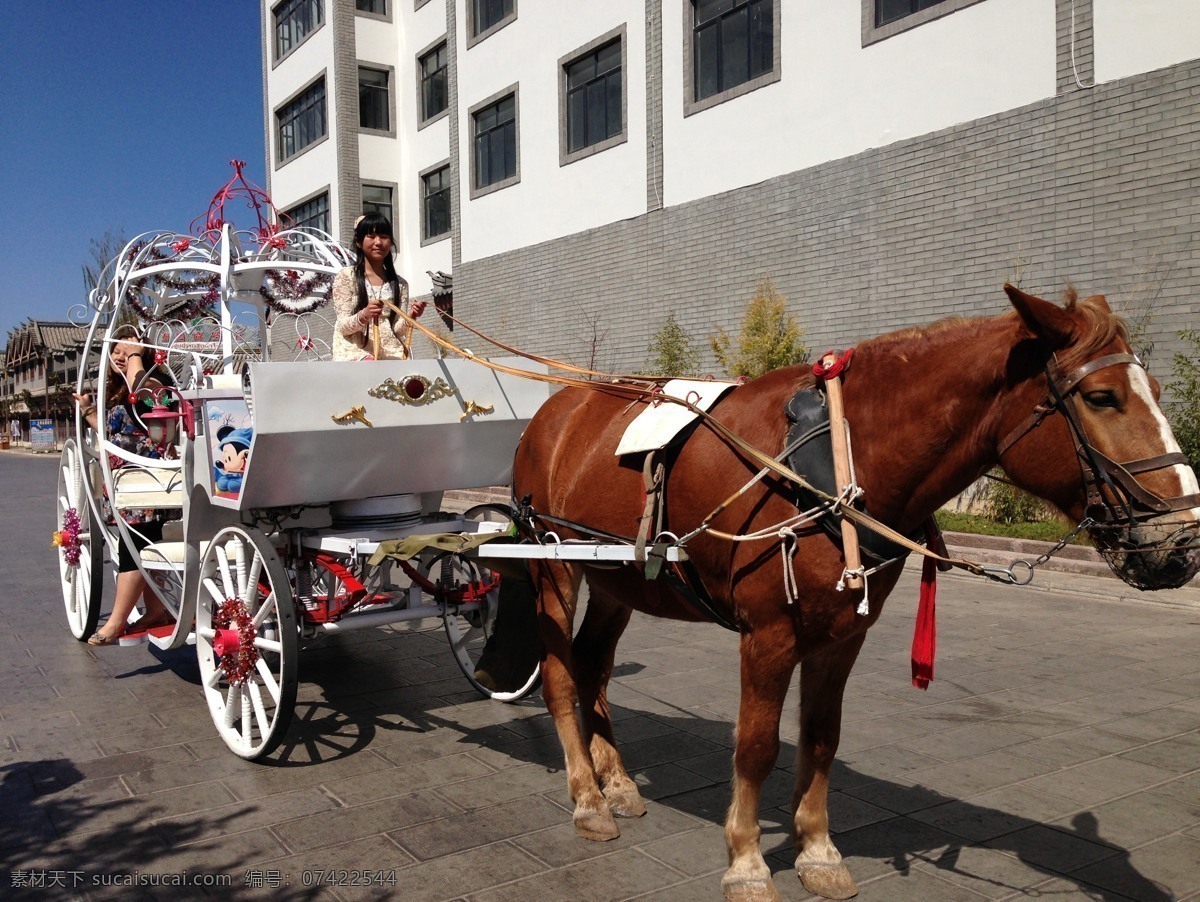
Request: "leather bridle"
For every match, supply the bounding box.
[997,352,1200,531]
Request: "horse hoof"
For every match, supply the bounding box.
[799,864,858,900]
[603,785,647,819]
[573,807,620,841]
[721,877,782,902]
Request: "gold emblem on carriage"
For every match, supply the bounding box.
[368,374,454,406]
[331,405,372,427]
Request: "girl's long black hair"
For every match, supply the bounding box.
[353,212,401,316]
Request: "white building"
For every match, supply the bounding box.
[261,0,1200,372]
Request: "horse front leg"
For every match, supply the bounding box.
[793,633,867,900]
[723,622,798,902]
[575,579,644,819]
[534,561,620,840]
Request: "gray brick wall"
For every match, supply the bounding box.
[454,58,1199,385]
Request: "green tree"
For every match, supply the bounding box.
[710,277,809,379]
[1165,328,1200,472]
[643,313,700,378]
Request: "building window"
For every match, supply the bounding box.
[471,90,518,195]
[356,0,386,13]
[861,0,980,45]
[693,0,774,102]
[358,66,390,131]
[422,165,451,242]
[876,0,945,26]
[362,184,393,222]
[468,0,515,44]
[419,41,448,124]
[276,78,327,162]
[274,0,323,60]
[286,192,330,234]
[562,32,625,163]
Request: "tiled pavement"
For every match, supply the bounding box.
[2,449,1200,901]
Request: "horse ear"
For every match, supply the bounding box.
[1004,284,1076,349]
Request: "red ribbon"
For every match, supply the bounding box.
[911,521,939,689]
[813,348,854,380]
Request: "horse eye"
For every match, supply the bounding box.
[1083,390,1119,409]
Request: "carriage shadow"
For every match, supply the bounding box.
[0,759,328,901]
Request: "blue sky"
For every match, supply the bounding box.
[0,1,266,339]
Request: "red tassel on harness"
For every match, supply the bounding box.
[911,523,939,689]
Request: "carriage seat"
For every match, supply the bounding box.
[112,466,185,511]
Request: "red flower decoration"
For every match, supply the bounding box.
[171,238,191,253]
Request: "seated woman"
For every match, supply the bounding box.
[74,325,177,646]
[332,212,427,360]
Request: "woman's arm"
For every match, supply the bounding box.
[333,269,370,337]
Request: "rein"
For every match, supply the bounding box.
[389,301,1005,572]
[384,300,1149,585]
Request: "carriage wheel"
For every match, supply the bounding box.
[195,526,298,760]
[57,439,102,640]
[431,502,541,702]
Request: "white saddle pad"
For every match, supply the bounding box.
[615,379,737,456]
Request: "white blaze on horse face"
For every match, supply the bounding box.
[1127,367,1200,517]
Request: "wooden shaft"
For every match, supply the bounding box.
[823,354,863,590]
[372,318,381,360]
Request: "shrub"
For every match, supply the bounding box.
[1165,328,1200,472]
[643,313,701,378]
[710,277,809,379]
[984,475,1050,525]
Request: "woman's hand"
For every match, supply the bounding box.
[410,300,427,319]
[73,392,97,425]
[361,298,385,325]
[111,339,145,379]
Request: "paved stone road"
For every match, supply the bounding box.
[2,450,1199,900]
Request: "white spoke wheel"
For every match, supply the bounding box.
[433,503,541,702]
[196,526,298,760]
[57,439,102,640]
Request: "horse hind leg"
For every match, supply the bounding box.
[792,636,868,900]
[723,622,797,902]
[534,561,620,841]
[574,580,645,820]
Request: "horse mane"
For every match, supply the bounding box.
[1052,287,1131,371]
[856,287,1129,374]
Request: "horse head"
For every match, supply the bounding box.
[997,284,1200,589]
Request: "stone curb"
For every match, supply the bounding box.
[940,529,1200,610]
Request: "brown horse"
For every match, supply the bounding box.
[510,285,1200,901]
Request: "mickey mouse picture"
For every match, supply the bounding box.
[214,425,253,494]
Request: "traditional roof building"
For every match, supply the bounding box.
[260,0,1199,372]
[2,319,88,424]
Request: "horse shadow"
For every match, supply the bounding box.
[253,639,1173,902]
[472,706,1176,901]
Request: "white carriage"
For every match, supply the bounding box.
[54,168,550,758]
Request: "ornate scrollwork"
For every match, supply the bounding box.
[331,405,372,427]
[368,375,454,407]
[459,400,494,422]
